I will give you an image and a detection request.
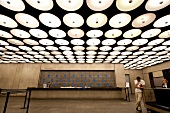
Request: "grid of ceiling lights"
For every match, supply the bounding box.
[0,0,170,69]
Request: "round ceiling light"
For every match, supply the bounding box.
[100,46,112,51]
[25,0,53,11]
[23,39,39,45]
[46,46,58,51]
[86,46,98,50]
[32,46,45,51]
[109,13,131,28]
[59,46,71,50]
[159,30,170,38]
[39,13,61,28]
[55,39,69,45]
[145,0,170,11]
[86,0,114,11]
[102,39,116,45]
[29,29,48,38]
[19,46,32,51]
[117,39,132,45]
[56,0,83,11]
[141,29,161,38]
[116,0,144,11]
[0,14,18,28]
[39,39,54,45]
[68,29,84,38]
[49,29,66,38]
[15,13,39,28]
[87,13,107,28]
[123,29,141,38]
[153,14,170,27]
[132,39,148,45]
[63,13,84,27]
[73,46,85,51]
[104,29,122,38]
[5,46,19,51]
[86,39,100,45]
[0,0,25,11]
[132,13,156,28]
[126,46,139,51]
[7,39,24,45]
[113,46,125,51]
[0,40,9,45]
[148,39,164,45]
[162,40,170,45]
[0,30,13,38]
[71,39,84,45]
[86,30,103,38]
[139,46,153,50]
[10,29,30,38]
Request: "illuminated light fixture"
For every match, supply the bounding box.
[0,0,25,11]
[113,46,125,51]
[0,14,18,28]
[63,51,73,55]
[123,29,142,38]
[46,46,58,51]
[51,51,61,55]
[152,46,167,51]
[140,46,153,51]
[15,13,39,28]
[16,52,26,55]
[0,40,9,45]
[86,39,100,45]
[97,55,106,58]
[100,46,112,51]
[159,30,170,38]
[39,51,50,55]
[153,14,170,27]
[5,46,19,51]
[133,51,144,55]
[86,30,103,38]
[109,13,131,28]
[55,39,69,45]
[105,29,122,38]
[132,39,148,45]
[132,13,156,28]
[74,51,85,55]
[56,0,83,11]
[116,0,144,11]
[86,46,98,50]
[148,39,164,45]
[95,61,103,63]
[120,61,128,63]
[144,51,156,55]
[19,46,32,51]
[59,46,71,51]
[23,55,33,58]
[39,13,61,28]
[63,13,84,27]
[162,40,170,45]
[110,51,120,55]
[118,56,127,59]
[117,39,132,45]
[86,51,97,55]
[71,39,84,45]
[68,29,84,38]
[5,52,15,55]
[10,29,30,38]
[126,46,139,51]
[156,51,168,55]
[27,51,39,55]
[87,13,107,28]
[121,52,132,55]
[32,46,45,51]
[7,39,24,45]
[0,30,13,38]
[86,0,114,11]
[141,29,161,38]
[23,39,39,45]
[98,52,108,55]
[107,56,116,58]
[39,39,54,45]
[76,56,85,59]
[25,0,53,11]
[73,46,85,51]
[34,55,44,58]
[55,55,64,59]
[29,29,48,38]
[145,0,170,11]
[102,39,116,45]
[49,29,66,38]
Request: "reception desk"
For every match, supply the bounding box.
[29,87,123,99]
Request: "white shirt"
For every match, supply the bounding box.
[162,83,167,88]
[134,80,145,93]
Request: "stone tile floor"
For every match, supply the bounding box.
[0,97,148,113]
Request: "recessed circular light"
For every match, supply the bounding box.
[73,46,85,51]
[132,39,148,45]
[86,30,103,38]
[15,13,39,28]
[113,46,125,51]
[0,0,25,11]
[71,39,84,45]
[102,39,116,45]
[32,46,45,51]
[117,39,132,45]
[87,13,107,28]
[148,39,164,45]
[159,30,170,38]
[109,13,131,28]
[56,0,83,11]
[39,39,54,45]
[116,0,144,11]
[55,39,69,45]
[23,39,39,45]
[68,29,84,38]
[86,0,114,11]
[132,13,156,28]
[49,29,66,38]
[5,46,19,51]
[145,0,170,11]
[0,30,13,38]
[7,39,24,45]
[46,46,58,51]
[10,29,31,38]
[141,29,161,38]
[25,0,53,11]
[126,46,139,51]
[86,39,100,45]
[29,29,48,38]
[63,13,84,27]
[153,14,170,27]
[123,29,141,38]
[0,14,18,28]
[86,46,98,51]
[105,29,122,38]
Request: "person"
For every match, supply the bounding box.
[162,78,168,88]
[134,76,145,112]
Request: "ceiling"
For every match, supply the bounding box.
[0,0,170,69]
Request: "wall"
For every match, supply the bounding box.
[0,63,125,89]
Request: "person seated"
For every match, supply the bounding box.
[162,79,169,88]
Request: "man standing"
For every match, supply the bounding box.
[134,76,145,112]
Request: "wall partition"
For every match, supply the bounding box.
[38,70,115,88]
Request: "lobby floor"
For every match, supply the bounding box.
[0,96,148,113]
